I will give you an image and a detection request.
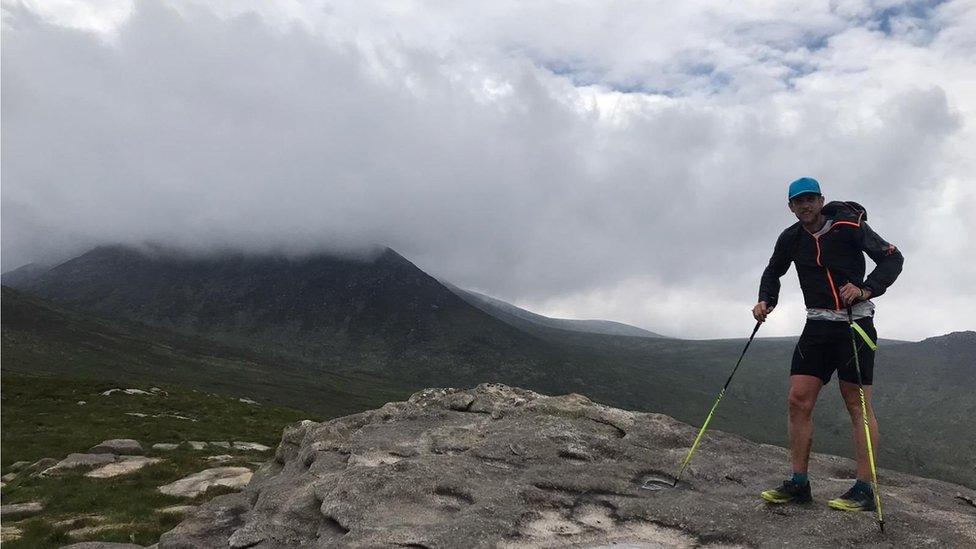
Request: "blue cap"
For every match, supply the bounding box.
[788,177,821,200]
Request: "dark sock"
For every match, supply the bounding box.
[853,479,873,493]
[791,472,809,486]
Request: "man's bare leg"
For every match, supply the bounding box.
[788,375,823,473]
[839,381,879,481]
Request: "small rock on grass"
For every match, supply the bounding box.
[26,457,58,476]
[1,501,44,520]
[232,442,271,452]
[1,472,17,482]
[156,505,197,515]
[60,543,148,549]
[42,453,116,475]
[209,441,231,449]
[185,441,207,450]
[158,467,252,498]
[64,524,145,543]
[9,461,31,472]
[101,388,152,396]
[152,443,180,451]
[89,439,143,455]
[1,526,23,543]
[53,514,107,529]
[86,457,163,478]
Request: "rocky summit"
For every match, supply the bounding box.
[158,384,976,548]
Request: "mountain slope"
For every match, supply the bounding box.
[1,286,409,417]
[7,245,575,387]
[445,283,666,338]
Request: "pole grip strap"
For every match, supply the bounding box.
[851,322,878,351]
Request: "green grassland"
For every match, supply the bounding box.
[1,286,414,418]
[0,372,312,547]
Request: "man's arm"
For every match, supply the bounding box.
[859,222,904,298]
[758,228,794,310]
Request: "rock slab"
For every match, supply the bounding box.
[158,467,252,498]
[158,383,976,549]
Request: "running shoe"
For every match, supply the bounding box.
[761,479,812,504]
[828,484,876,512]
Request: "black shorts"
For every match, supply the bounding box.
[791,318,877,385]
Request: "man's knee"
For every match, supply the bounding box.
[788,390,816,418]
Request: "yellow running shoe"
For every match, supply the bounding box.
[828,484,876,512]
[761,480,812,504]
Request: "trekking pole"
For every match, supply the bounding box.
[846,306,886,533]
[673,319,762,487]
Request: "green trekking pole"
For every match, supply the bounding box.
[673,319,762,487]
[846,306,886,533]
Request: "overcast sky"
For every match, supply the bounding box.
[2,0,974,340]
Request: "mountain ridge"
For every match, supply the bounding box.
[444,282,667,339]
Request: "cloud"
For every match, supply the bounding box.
[2,0,974,339]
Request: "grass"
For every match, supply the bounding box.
[0,372,315,548]
[1,285,416,419]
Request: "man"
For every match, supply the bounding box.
[753,177,904,512]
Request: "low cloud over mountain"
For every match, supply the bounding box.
[2,1,974,339]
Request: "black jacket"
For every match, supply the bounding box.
[759,201,904,311]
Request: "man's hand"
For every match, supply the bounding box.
[839,283,872,305]
[753,301,773,322]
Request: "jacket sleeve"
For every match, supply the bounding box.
[758,228,793,308]
[860,222,904,298]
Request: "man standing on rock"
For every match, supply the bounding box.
[752,177,904,512]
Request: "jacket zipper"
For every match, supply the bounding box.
[811,232,842,310]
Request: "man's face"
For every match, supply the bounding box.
[788,193,824,224]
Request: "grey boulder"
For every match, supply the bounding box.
[157,383,976,549]
[88,439,143,455]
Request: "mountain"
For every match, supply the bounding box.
[444,282,666,338]
[4,245,578,388]
[0,262,51,287]
[158,384,976,548]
